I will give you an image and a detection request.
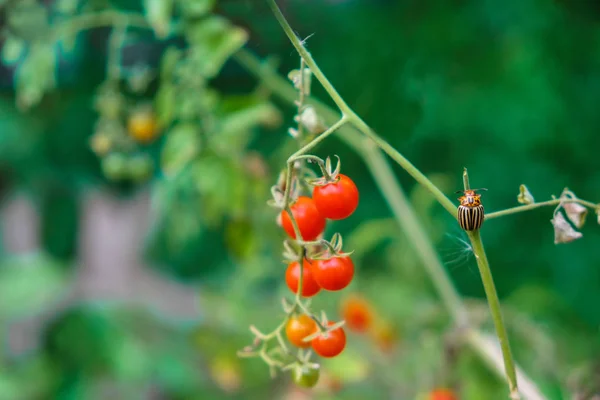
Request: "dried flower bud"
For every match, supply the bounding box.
[551,211,583,244]
[517,184,535,204]
[596,208,600,225]
[299,106,325,134]
[563,202,588,229]
[287,68,312,95]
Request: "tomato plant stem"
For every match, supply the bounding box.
[467,230,520,399]
[486,198,597,220]
[463,168,519,399]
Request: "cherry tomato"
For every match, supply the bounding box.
[280,196,326,241]
[286,314,317,348]
[311,322,346,358]
[128,109,160,144]
[312,256,354,291]
[285,259,321,297]
[429,388,458,400]
[340,294,373,333]
[312,174,359,220]
[292,364,320,388]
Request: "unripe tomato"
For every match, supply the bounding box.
[280,196,326,241]
[312,256,354,291]
[101,153,128,181]
[311,322,346,358]
[286,259,321,297]
[429,388,458,400]
[127,153,154,182]
[312,174,359,220]
[286,314,317,348]
[340,294,373,333]
[127,109,160,144]
[90,132,112,156]
[292,364,320,388]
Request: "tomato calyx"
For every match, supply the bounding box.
[311,233,354,260]
[305,155,342,187]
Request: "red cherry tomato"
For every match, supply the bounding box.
[312,174,359,220]
[285,314,317,348]
[340,294,373,333]
[286,259,321,297]
[312,256,354,291]
[311,322,346,358]
[429,388,458,400]
[281,196,326,241]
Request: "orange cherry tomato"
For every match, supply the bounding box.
[286,314,317,348]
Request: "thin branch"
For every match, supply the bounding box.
[486,198,598,220]
[464,170,519,399]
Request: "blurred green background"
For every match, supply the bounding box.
[0,0,599,399]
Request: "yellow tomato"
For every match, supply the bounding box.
[127,109,160,144]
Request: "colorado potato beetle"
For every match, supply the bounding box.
[456,189,486,231]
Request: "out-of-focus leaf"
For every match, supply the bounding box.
[154,82,176,129]
[161,123,201,178]
[15,43,57,110]
[144,0,174,39]
[55,0,79,14]
[344,218,398,262]
[185,16,248,78]
[209,98,281,155]
[7,2,48,41]
[1,36,26,65]
[192,155,250,225]
[179,0,215,17]
[224,219,257,261]
[160,47,181,80]
[323,346,370,383]
[0,252,68,319]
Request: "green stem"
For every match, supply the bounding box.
[464,168,519,399]
[350,115,457,215]
[267,0,352,114]
[486,198,597,220]
[53,11,150,39]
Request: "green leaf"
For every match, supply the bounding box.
[0,252,68,319]
[15,43,57,110]
[344,218,398,261]
[55,0,79,14]
[179,0,215,17]
[210,101,280,155]
[160,46,182,81]
[161,123,201,178]
[155,82,177,128]
[144,0,174,39]
[1,36,26,65]
[185,16,248,78]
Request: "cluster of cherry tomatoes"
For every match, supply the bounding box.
[90,83,161,183]
[280,173,359,360]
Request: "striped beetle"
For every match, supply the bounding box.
[456,189,487,231]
